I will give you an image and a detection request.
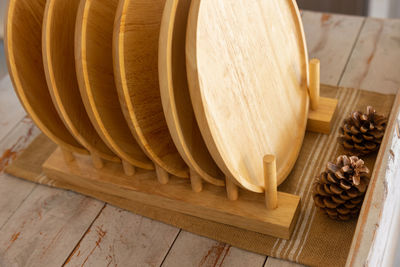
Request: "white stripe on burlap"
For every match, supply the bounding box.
[271,88,359,259]
[291,89,361,261]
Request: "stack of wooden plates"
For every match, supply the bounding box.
[5,0,309,193]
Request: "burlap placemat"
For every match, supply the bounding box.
[5,85,395,267]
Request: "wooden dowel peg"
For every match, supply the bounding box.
[189,169,203,192]
[226,176,239,201]
[61,148,75,162]
[155,164,169,184]
[264,155,278,209]
[91,153,104,169]
[122,160,136,176]
[309,58,320,111]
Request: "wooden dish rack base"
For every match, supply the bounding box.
[43,59,337,240]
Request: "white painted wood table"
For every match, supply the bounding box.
[0,10,399,267]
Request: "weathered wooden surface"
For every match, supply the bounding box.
[0,12,400,267]
[65,205,179,266]
[162,231,266,267]
[340,18,400,94]
[0,117,40,229]
[302,11,365,86]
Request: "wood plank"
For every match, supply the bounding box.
[0,185,104,266]
[340,17,400,93]
[64,204,179,266]
[0,117,40,174]
[0,75,26,141]
[0,120,105,267]
[43,148,301,240]
[302,11,365,86]
[162,231,266,267]
[162,12,366,267]
[0,118,41,229]
[307,96,338,134]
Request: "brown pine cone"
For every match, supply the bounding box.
[338,106,387,156]
[312,155,370,221]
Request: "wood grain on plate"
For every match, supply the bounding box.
[186,0,309,192]
[113,0,188,178]
[159,0,224,186]
[75,0,153,170]
[42,0,117,161]
[5,0,86,154]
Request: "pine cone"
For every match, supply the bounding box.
[338,106,387,156]
[312,155,370,220]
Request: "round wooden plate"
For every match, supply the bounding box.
[43,0,118,162]
[114,0,188,178]
[186,0,309,192]
[5,0,86,154]
[159,0,224,186]
[75,0,153,170]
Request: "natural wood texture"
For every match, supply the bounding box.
[122,160,135,176]
[225,176,239,201]
[162,231,266,267]
[113,0,188,178]
[91,153,103,169]
[5,0,86,154]
[186,0,309,193]
[306,96,338,134]
[42,0,117,162]
[264,155,278,210]
[43,148,301,239]
[155,163,169,184]
[309,58,320,110]
[340,18,400,94]
[61,148,75,163]
[75,0,153,170]
[64,205,179,266]
[159,0,224,186]
[0,118,41,229]
[302,11,365,86]
[0,185,105,266]
[189,169,203,193]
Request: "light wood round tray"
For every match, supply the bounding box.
[186,0,309,192]
[42,0,118,162]
[75,0,153,170]
[113,0,188,178]
[159,0,224,186]
[5,0,86,154]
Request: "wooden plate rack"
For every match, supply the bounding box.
[5,0,338,239]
